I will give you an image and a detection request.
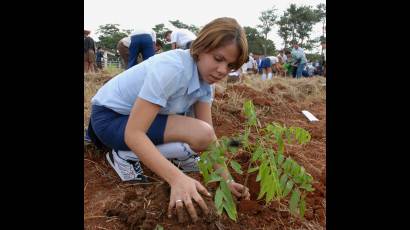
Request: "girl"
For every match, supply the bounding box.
[87,17,250,223]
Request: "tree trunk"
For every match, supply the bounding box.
[264,34,268,55]
[322,21,325,37]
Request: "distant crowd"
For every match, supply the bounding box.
[228,40,326,81]
[84,29,326,79]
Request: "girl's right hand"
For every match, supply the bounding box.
[167,174,211,223]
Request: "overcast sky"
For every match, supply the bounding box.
[85,0,325,52]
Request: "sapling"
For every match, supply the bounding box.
[199,100,315,221]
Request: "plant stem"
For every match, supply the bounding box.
[241,129,255,198]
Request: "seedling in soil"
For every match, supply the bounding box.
[199,100,315,221]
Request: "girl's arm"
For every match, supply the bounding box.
[125,98,210,222]
[193,101,213,127]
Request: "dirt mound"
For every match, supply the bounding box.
[84,73,326,229]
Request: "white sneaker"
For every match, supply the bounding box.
[106,150,147,182]
[172,155,200,173]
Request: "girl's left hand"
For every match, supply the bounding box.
[227,180,250,200]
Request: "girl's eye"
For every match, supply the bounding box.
[214,56,223,62]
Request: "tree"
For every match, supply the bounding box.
[152,23,170,43]
[169,20,199,34]
[315,3,326,38]
[96,24,131,52]
[244,26,276,55]
[257,7,278,55]
[277,13,292,49]
[276,4,321,51]
[305,53,322,63]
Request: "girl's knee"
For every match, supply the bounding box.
[191,122,216,151]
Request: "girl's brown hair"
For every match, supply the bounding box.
[190,17,248,70]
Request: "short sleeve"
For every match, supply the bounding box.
[150,30,156,42]
[198,85,213,104]
[170,32,177,43]
[138,62,184,107]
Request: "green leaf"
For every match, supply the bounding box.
[224,203,237,221]
[279,174,288,190]
[257,181,268,200]
[295,167,306,184]
[154,224,164,230]
[289,189,301,215]
[252,146,264,162]
[283,158,292,173]
[283,180,294,197]
[242,129,250,147]
[300,183,314,192]
[261,162,269,181]
[267,148,276,162]
[265,181,275,203]
[256,170,262,182]
[277,153,284,166]
[214,188,224,212]
[248,166,259,173]
[277,138,284,154]
[210,151,219,161]
[285,129,292,143]
[230,160,243,174]
[207,173,222,184]
[220,181,237,221]
[291,161,301,177]
[256,163,266,182]
[299,197,306,217]
[214,167,225,175]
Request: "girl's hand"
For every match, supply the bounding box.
[167,174,211,223]
[227,180,250,200]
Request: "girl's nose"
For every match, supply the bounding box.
[217,63,229,76]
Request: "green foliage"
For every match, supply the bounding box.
[306,53,323,63]
[199,100,315,221]
[154,224,164,230]
[96,24,131,52]
[152,23,170,43]
[199,137,240,221]
[277,4,323,51]
[244,26,276,55]
[257,7,278,55]
[315,3,326,38]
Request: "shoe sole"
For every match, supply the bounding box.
[106,152,148,182]
[106,152,128,181]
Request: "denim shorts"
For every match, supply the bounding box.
[89,105,168,151]
[260,58,272,69]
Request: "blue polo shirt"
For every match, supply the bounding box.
[91,49,213,115]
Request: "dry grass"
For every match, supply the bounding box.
[240,74,326,102]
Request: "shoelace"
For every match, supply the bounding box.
[115,151,144,174]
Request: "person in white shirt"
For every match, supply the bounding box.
[117,29,157,69]
[278,49,287,63]
[86,17,250,223]
[267,56,278,79]
[241,53,257,74]
[165,28,197,50]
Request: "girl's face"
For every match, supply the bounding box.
[197,42,239,84]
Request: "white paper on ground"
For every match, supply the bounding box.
[302,110,319,122]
